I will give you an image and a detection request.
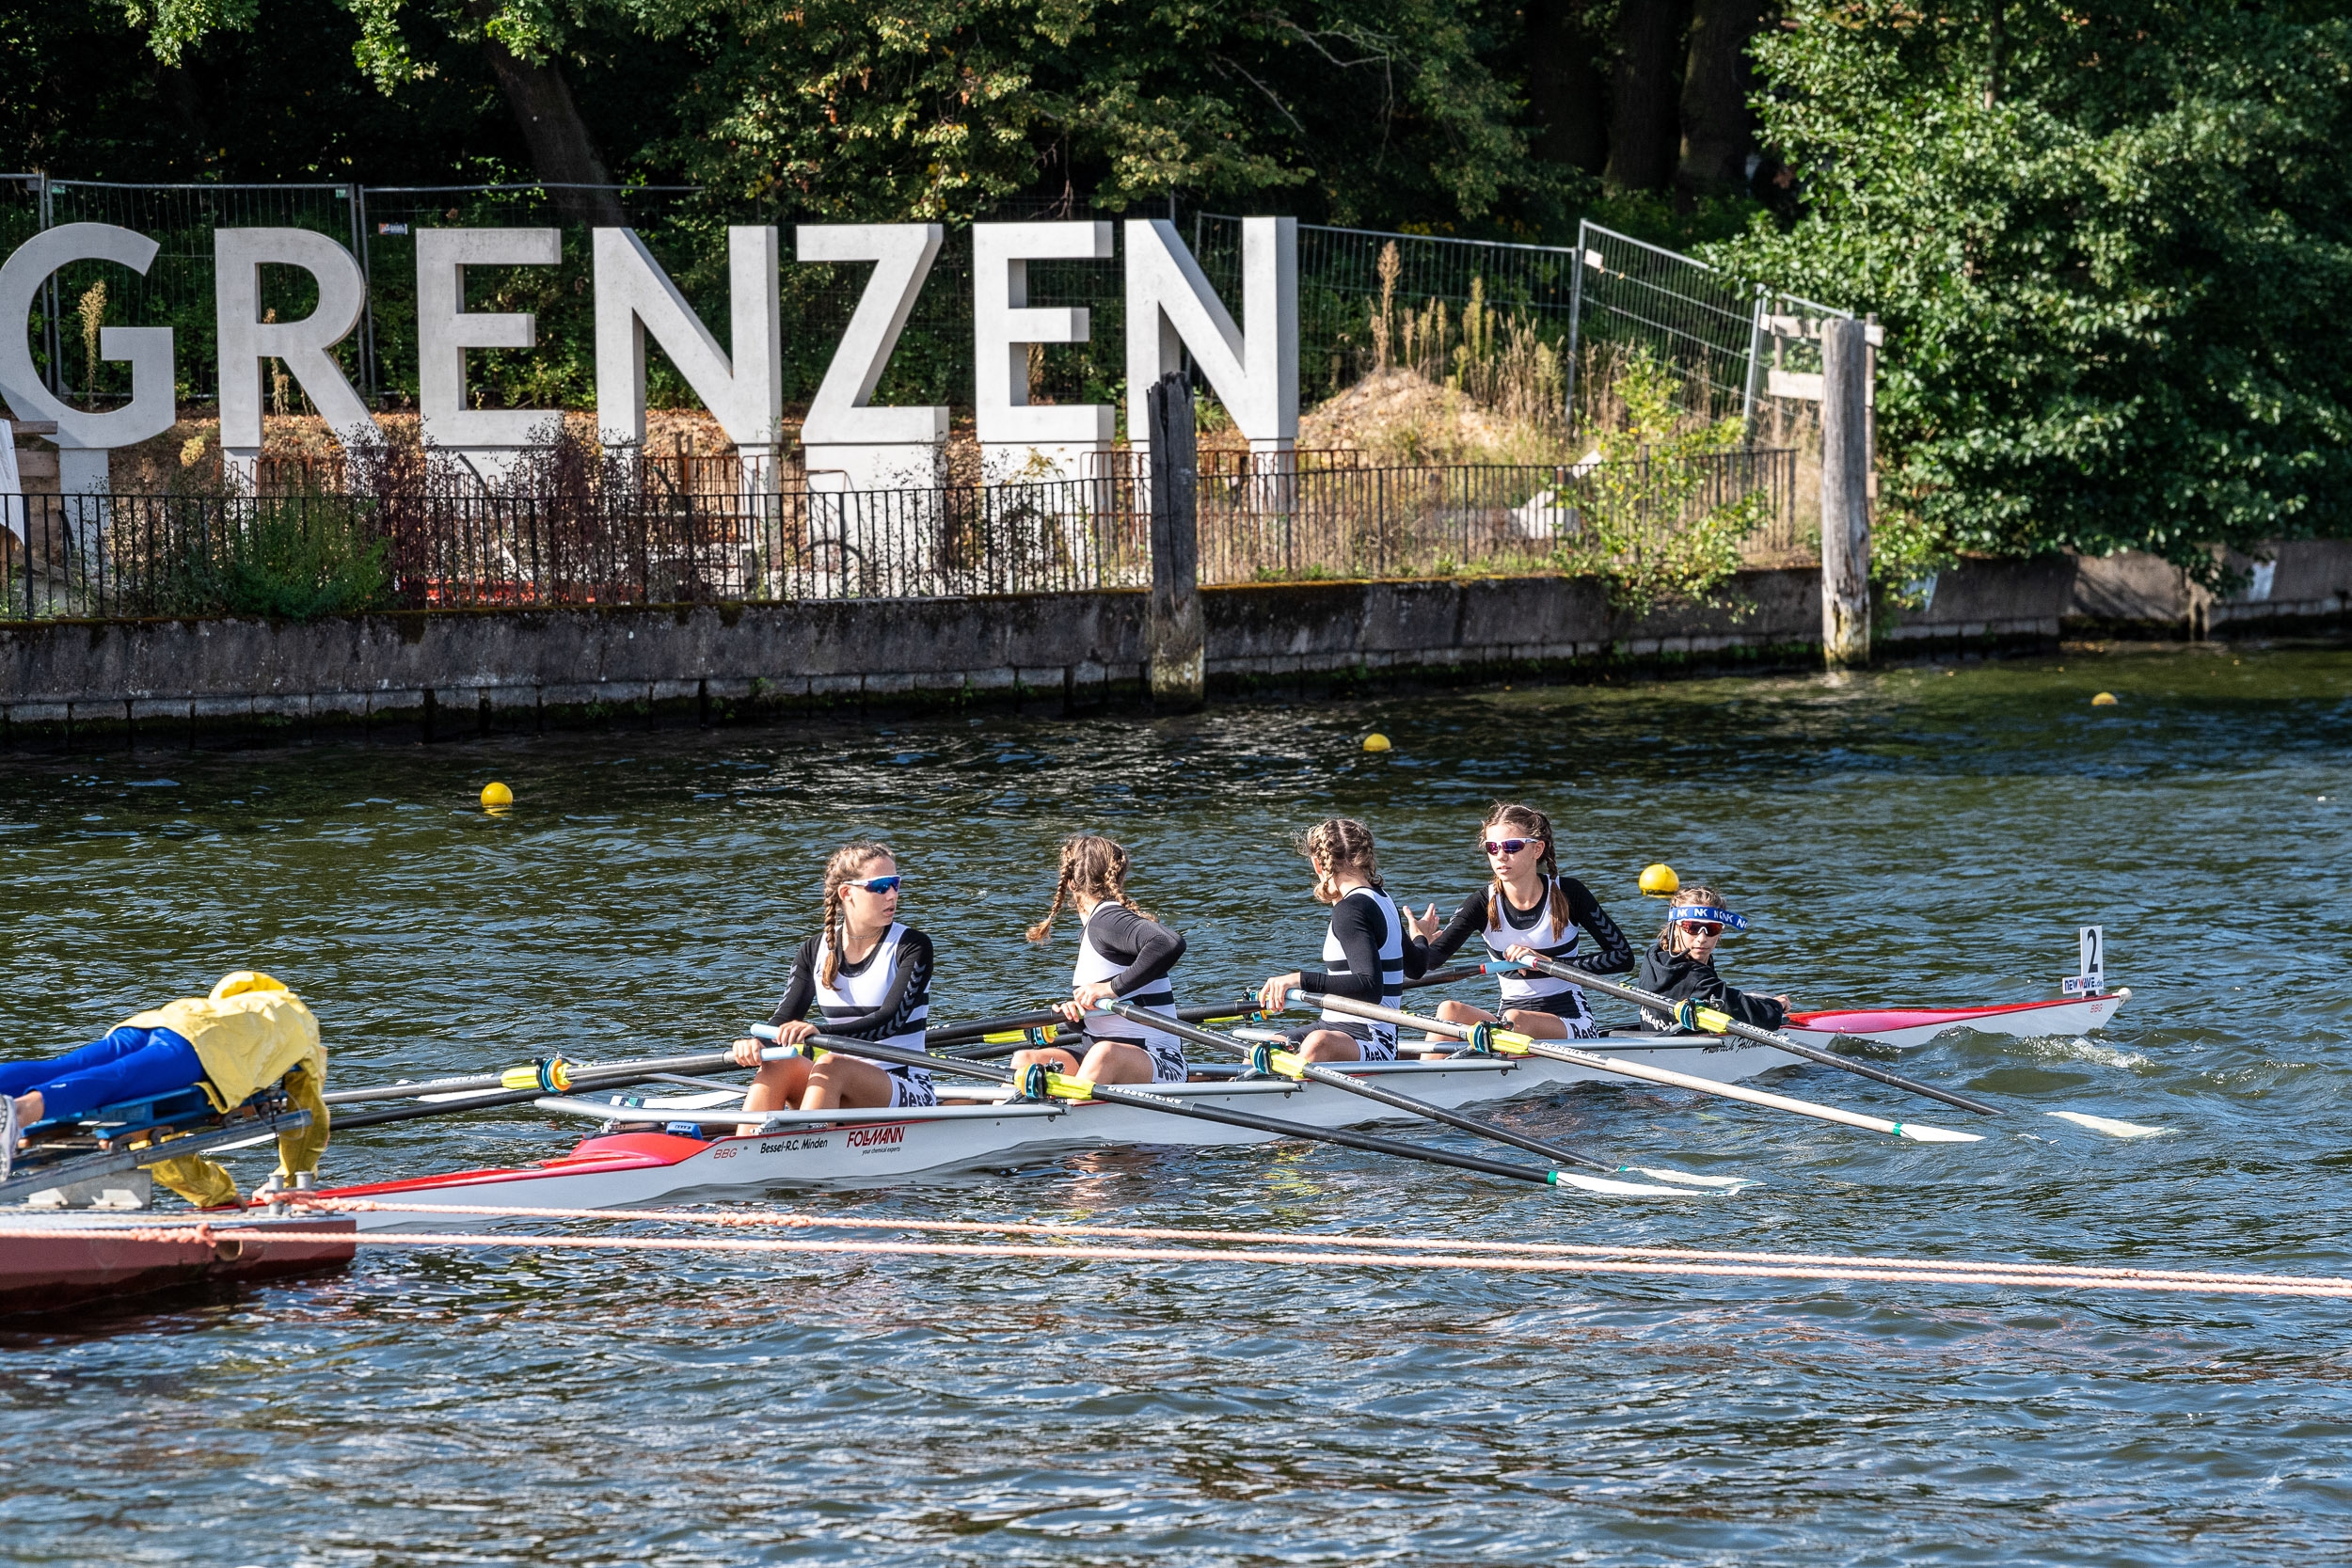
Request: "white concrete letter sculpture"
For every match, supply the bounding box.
[973,221,1114,484]
[418,227,560,473]
[594,226,784,490]
[0,223,177,495]
[215,228,379,487]
[797,224,947,492]
[1124,216,1297,479]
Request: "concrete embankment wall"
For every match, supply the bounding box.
[2,544,2346,742]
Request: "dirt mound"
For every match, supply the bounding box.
[1300,367,1550,464]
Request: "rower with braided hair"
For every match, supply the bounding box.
[728,839,937,1120]
[1009,834,1190,1085]
[1257,816,1426,1063]
[1410,800,1633,1043]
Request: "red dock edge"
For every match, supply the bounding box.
[0,1212,358,1316]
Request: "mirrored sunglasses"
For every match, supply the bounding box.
[848,876,904,894]
[1482,838,1534,856]
[1677,920,1724,937]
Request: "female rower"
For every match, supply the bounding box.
[1636,887,1793,1032]
[1412,800,1633,1041]
[729,840,936,1117]
[1008,834,1189,1085]
[1256,817,1422,1062]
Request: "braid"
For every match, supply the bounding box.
[1026,852,1077,944]
[1298,817,1381,902]
[819,892,844,989]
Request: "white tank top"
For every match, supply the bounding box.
[1481,879,1587,1015]
[816,922,930,1069]
[1073,905,1182,1053]
[1322,886,1406,1045]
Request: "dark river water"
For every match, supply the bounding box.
[3,645,2349,1566]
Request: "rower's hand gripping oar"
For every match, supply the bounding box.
[749,1027,1692,1196]
[1284,990,1986,1144]
[1101,1002,1745,1193]
[1502,958,2168,1140]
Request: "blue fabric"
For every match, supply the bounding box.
[0,1025,202,1122]
[1666,904,1750,933]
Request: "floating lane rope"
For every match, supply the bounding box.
[8,1198,2323,1301]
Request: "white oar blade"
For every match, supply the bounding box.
[1895,1122,1987,1144]
[1554,1171,1714,1198]
[2046,1110,2170,1139]
[1629,1167,1755,1190]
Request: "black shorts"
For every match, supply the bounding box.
[1278,1020,1397,1063]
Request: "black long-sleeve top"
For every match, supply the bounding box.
[1081,904,1185,994]
[765,928,935,1041]
[1422,877,1634,975]
[1635,943,1788,1033]
[1295,891,1427,1001]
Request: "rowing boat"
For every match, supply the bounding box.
[311,989,2135,1227]
[311,1034,1791,1227]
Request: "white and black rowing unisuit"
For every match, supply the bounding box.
[769,922,937,1107]
[1424,876,1631,1037]
[1296,884,1411,1060]
[1071,902,1188,1085]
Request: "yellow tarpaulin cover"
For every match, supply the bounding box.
[130,973,329,1207]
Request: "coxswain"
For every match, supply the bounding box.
[0,971,327,1205]
[1637,887,1796,1031]
[1411,800,1634,1042]
[730,841,936,1120]
[1009,834,1190,1085]
[1256,817,1424,1063]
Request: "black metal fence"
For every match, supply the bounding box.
[0,447,1793,620]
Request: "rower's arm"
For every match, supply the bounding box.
[1088,905,1186,995]
[1296,899,1387,1002]
[1565,879,1635,974]
[1421,891,1487,967]
[764,938,821,1028]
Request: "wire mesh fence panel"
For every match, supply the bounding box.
[40,182,363,404]
[1194,215,1582,410]
[1567,221,1763,430]
[0,177,52,390]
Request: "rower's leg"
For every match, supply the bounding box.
[799,1054,901,1110]
[1009,1046,1084,1078]
[1295,1029,1366,1064]
[4,1028,202,1124]
[1502,1008,1571,1039]
[741,1054,812,1115]
[1075,1040,1156,1085]
[1429,999,1500,1057]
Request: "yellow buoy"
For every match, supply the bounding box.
[1639,863,1680,897]
[2090,692,2119,706]
[480,781,514,808]
[1362,734,1392,752]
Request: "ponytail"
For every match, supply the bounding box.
[1297,817,1383,903]
[1028,834,1152,942]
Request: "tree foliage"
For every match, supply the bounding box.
[1711,0,2352,575]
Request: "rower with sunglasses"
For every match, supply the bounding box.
[728,840,937,1119]
[1636,886,1796,1033]
[1411,801,1633,1042]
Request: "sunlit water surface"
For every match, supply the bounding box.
[3,646,2349,1566]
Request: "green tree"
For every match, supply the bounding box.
[1713,0,2352,579]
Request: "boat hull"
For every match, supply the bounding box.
[1783,991,2129,1052]
[318,1034,1792,1227]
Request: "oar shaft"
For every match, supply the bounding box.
[783,1030,1563,1187]
[1102,1002,1613,1173]
[1511,958,2003,1117]
[327,1050,799,1130]
[1294,990,1978,1142]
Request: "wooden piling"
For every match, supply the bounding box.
[1820,316,1871,667]
[1145,372,1205,711]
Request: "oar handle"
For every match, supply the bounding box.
[1494,959,2004,1118]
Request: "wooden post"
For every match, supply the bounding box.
[1145,372,1205,710]
[1820,316,1871,667]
